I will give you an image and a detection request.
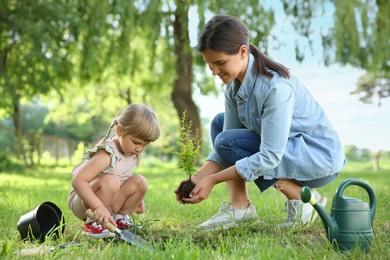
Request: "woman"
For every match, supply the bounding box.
[175,15,346,231]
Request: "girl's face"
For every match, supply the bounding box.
[201,45,248,83]
[115,125,149,157]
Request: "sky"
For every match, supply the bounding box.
[194,4,390,152]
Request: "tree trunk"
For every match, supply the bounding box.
[372,150,381,171]
[12,92,27,165]
[27,129,35,167]
[67,138,73,165]
[36,131,42,165]
[54,136,59,165]
[172,2,202,144]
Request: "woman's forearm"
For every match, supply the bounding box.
[195,160,223,178]
[208,165,242,185]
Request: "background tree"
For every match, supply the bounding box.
[46,0,276,149]
[0,0,79,163]
[2,0,388,166]
[168,0,275,143]
[282,0,390,105]
[0,0,171,164]
[326,0,390,106]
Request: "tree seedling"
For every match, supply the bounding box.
[175,111,201,199]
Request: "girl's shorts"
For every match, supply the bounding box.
[68,190,88,220]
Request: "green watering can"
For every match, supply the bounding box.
[301,178,376,251]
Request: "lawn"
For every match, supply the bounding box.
[0,159,389,259]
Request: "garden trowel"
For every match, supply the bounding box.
[85,209,152,251]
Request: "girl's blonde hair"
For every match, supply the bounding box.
[99,104,161,163]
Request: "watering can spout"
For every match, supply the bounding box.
[301,187,335,241]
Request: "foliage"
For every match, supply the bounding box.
[0,149,22,171]
[353,72,390,107]
[176,111,201,178]
[1,0,389,164]
[282,0,390,105]
[327,0,390,105]
[0,101,98,165]
[0,0,176,162]
[344,145,371,162]
[0,0,80,113]
[0,159,389,259]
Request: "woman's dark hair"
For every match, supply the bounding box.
[197,15,290,79]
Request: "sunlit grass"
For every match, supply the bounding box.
[0,158,389,259]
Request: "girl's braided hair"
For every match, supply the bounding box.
[98,104,161,163]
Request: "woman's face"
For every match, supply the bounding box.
[201,45,248,83]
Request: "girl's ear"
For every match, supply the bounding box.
[116,124,124,137]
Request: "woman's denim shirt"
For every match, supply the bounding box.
[207,54,346,182]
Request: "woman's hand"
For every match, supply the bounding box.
[175,175,200,203]
[182,176,216,204]
[174,161,225,204]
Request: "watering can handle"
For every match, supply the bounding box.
[335,178,376,223]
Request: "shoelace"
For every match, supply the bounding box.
[91,222,105,230]
[118,219,130,225]
[285,202,299,221]
[220,201,232,211]
[117,218,134,228]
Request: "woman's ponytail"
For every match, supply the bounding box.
[250,44,290,79]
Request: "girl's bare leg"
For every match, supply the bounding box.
[112,175,148,215]
[88,174,120,210]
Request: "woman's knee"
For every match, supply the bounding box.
[211,113,224,128]
[210,113,224,144]
[214,131,227,148]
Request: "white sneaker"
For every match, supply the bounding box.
[278,190,327,228]
[197,201,258,231]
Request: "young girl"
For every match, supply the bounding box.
[176,15,346,231]
[68,104,161,238]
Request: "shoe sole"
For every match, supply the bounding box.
[198,217,259,232]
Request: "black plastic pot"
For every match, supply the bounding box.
[17,201,65,242]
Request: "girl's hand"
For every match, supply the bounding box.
[91,206,116,227]
[182,176,215,204]
[134,200,145,214]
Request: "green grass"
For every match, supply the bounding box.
[0,159,389,259]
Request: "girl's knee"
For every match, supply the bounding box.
[138,175,148,191]
[131,175,148,193]
[99,174,121,192]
